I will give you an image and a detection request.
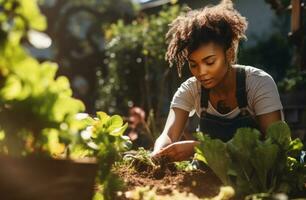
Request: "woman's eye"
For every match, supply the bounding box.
[189,64,197,68]
[206,61,215,66]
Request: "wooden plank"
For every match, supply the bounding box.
[291,0,301,33]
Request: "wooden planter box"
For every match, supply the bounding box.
[0,156,98,200]
[280,90,306,142]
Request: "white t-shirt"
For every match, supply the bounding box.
[170,65,283,119]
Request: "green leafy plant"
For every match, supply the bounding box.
[122,147,178,179]
[195,121,306,197]
[97,3,189,118]
[38,0,137,112]
[0,1,132,199]
[277,69,306,92]
[0,0,85,156]
[174,160,197,172]
[71,112,131,200]
[123,147,157,170]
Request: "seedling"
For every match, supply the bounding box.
[123,147,177,179]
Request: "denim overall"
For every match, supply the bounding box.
[199,67,259,142]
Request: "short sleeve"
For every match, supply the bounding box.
[250,74,283,116]
[170,78,196,112]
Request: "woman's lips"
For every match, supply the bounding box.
[201,79,213,85]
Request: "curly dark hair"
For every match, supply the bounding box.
[165,0,248,77]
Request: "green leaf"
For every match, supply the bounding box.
[0,130,5,141]
[43,129,65,155]
[109,122,128,136]
[52,97,85,122]
[287,138,304,157]
[93,192,104,200]
[106,115,124,131]
[227,128,261,193]
[194,151,207,164]
[0,75,22,100]
[19,0,47,31]
[250,141,279,191]
[194,131,205,141]
[266,121,291,149]
[96,112,110,124]
[201,136,232,185]
[227,128,260,173]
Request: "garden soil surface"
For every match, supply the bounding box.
[114,163,223,199]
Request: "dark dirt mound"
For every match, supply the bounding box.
[114,163,222,199]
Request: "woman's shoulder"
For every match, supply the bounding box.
[176,76,200,100]
[234,64,273,79]
[235,63,279,98]
[182,76,198,84]
[234,65,282,116]
[179,76,199,91]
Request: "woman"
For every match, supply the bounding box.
[152,0,283,162]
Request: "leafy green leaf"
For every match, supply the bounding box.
[198,135,232,185]
[96,112,110,124]
[0,75,22,100]
[287,138,304,157]
[266,121,291,149]
[250,141,279,191]
[109,122,128,136]
[106,115,124,132]
[227,128,261,193]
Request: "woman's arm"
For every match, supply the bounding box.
[151,108,199,162]
[256,110,282,135]
[152,107,189,154]
[153,140,200,162]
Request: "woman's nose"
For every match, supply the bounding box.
[197,64,207,76]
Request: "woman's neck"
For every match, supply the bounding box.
[211,66,236,97]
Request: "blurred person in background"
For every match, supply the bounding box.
[125,107,154,149]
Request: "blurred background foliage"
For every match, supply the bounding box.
[0,3,132,198]
[97,4,191,120]
[1,0,305,138]
[238,15,292,83]
[38,0,137,113]
[0,0,85,156]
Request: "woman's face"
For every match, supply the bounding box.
[188,42,229,89]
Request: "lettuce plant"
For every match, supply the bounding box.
[195,121,306,197]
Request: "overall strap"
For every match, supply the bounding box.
[201,67,248,109]
[236,67,248,108]
[200,86,209,109]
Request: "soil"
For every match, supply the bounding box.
[113,162,223,200]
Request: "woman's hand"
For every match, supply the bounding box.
[151,140,199,162]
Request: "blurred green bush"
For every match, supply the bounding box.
[0,0,85,156]
[97,4,191,120]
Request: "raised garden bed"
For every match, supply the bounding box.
[0,156,98,200]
